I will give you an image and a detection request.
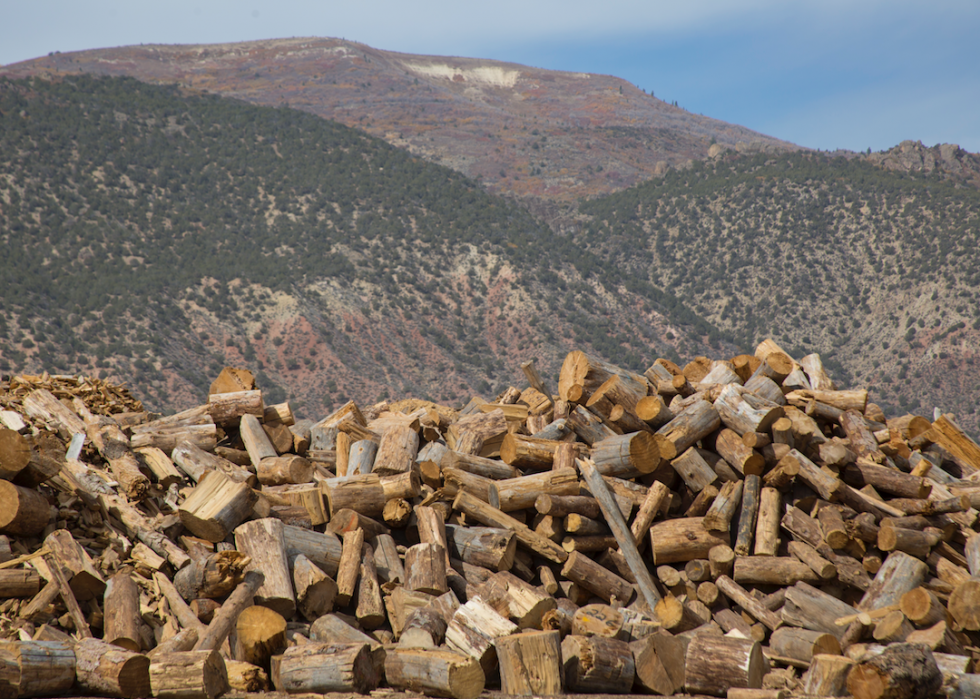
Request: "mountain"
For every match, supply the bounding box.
[0,74,716,417]
[1,37,797,203]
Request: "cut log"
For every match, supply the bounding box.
[0,640,76,698]
[234,518,295,618]
[684,634,767,697]
[561,551,634,605]
[715,575,782,631]
[256,455,312,486]
[281,524,342,577]
[335,528,364,607]
[292,553,338,621]
[561,634,635,694]
[445,524,516,572]
[803,654,856,697]
[754,487,781,556]
[233,604,286,670]
[735,474,762,555]
[591,433,661,476]
[496,468,579,511]
[630,628,689,695]
[446,597,518,675]
[194,570,264,652]
[275,641,379,694]
[41,528,106,601]
[859,551,928,612]
[782,582,858,638]
[716,429,765,477]
[656,594,708,634]
[656,400,721,454]
[0,429,32,481]
[452,490,567,563]
[322,473,386,517]
[73,637,151,698]
[405,542,448,595]
[734,556,821,586]
[178,472,257,543]
[495,630,562,696]
[0,482,50,537]
[356,543,386,629]
[385,648,485,699]
[704,480,743,532]
[571,603,624,638]
[173,551,248,600]
[714,384,784,436]
[559,351,646,404]
[770,627,841,664]
[671,447,719,493]
[103,570,141,651]
[149,649,228,699]
[0,569,39,598]
[947,578,980,631]
[373,424,419,475]
[649,517,731,564]
[846,642,942,699]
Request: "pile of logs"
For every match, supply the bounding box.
[0,341,978,699]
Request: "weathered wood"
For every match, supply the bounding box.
[630,480,671,547]
[41,528,106,602]
[704,480,743,532]
[735,474,762,555]
[321,473,386,517]
[947,578,980,630]
[562,551,634,605]
[291,553,338,621]
[0,640,76,697]
[685,634,766,697]
[178,472,257,543]
[859,551,928,612]
[452,490,567,563]
[656,400,721,454]
[335,528,364,606]
[578,458,662,610]
[0,481,50,537]
[671,447,719,493]
[714,384,784,436]
[233,604,286,670]
[535,494,601,519]
[385,648,485,699]
[561,634,635,693]
[445,524,516,571]
[493,629,562,696]
[734,556,821,586]
[782,582,858,638]
[446,597,518,675]
[406,542,448,595]
[496,468,579,512]
[281,524,342,577]
[846,642,942,699]
[715,575,782,631]
[275,641,380,694]
[234,518,295,618]
[193,570,264,652]
[770,627,841,664]
[477,570,557,628]
[256,455,312,486]
[631,628,688,695]
[649,517,731,564]
[0,569,39,598]
[788,541,837,579]
[753,487,781,556]
[591,432,661,476]
[149,649,228,699]
[803,653,855,696]
[559,351,646,404]
[103,570,141,652]
[173,551,248,600]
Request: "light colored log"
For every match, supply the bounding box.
[0,481,50,537]
[734,556,820,586]
[656,400,721,454]
[275,641,380,694]
[649,517,731,564]
[256,455,312,486]
[446,597,518,675]
[335,528,364,607]
[715,575,782,631]
[704,480,743,532]
[239,414,278,466]
[496,468,579,512]
[846,642,942,699]
[234,604,286,670]
[445,524,516,572]
[452,490,567,563]
[385,648,485,699]
[149,650,228,699]
[754,487,781,556]
[178,472,257,543]
[561,634,635,693]
[233,518,295,618]
[685,634,766,697]
[292,553,337,621]
[494,630,561,696]
[0,640,76,697]
[562,551,634,605]
[405,542,448,595]
[859,551,928,612]
[103,570,141,652]
[193,570,264,652]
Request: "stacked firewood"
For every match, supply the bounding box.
[0,341,978,699]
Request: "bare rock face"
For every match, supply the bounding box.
[867,140,980,186]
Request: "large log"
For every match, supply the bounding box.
[846,642,942,699]
[275,642,380,694]
[0,482,50,537]
[495,630,562,696]
[656,400,721,454]
[384,648,485,699]
[178,472,257,543]
[0,640,76,698]
[714,384,784,436]
[649,517,731,564]
[40,528,105,601]
[558,351,646,404]
[103,570,142,652]
[561,634,635,694]
[684,635,767,697]
[445,524,516,572]
[149,650,228,699]
[233,605,286,670]
[73,637,151,699]
[291,553,338,621]
[630,628,689,695]
[233,518,295,618]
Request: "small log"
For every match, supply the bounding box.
[770,627,841,664]
[656,595,707,634]
[649,517,731,564]
[846,642,941,699]
[233,604,286,670]
[788,541,837,579]
[496,468,579,512]
[571,603,624,638]
[373,533,405,584]
[356,543,386,629]
[134,446,183,488]
[716,429,765,476]
[256,455,312,486]
[877,527,940,559]
[103,570,141,651]
[715,575,782,631]
[704,480,743,532]
[782,582,857,639]
[234,518,295,618]
[194,570,264,652]
[735,474,762,555]
[275,641,380,694]
[445,524,516,572]
[335,528,364,606]
[385,648,485,699]
[292,553,338,621]
[73,637,151,698]
[734,556,820,586]
[562,551,634,605]
[872,611,914,642]
[406,542,449,595]
[684,634,766,697]
[714,384,784,436]
[631,481,672,546]
[495,630,562,696]
[281,524,342,577]
[224,660,269,693]
[709,544,736,579]
[150,650,228,699]
[754,487,781,556]
[591,433,661,476]
[656,400,721,454]
[178,472,257,543]
[452,490,567,563]
[535,494,601,519]
[561,634,635,694]
[671,447,719,493]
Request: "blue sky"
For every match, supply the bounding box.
[2,1,978,153]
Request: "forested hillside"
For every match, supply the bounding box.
[579,151,980,428]
[0,75,714,416]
